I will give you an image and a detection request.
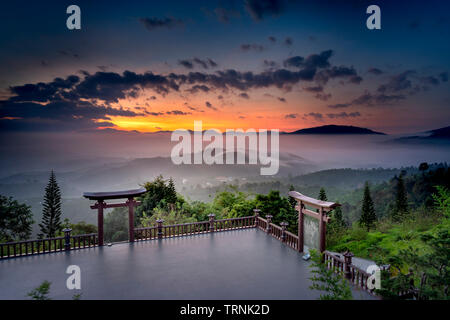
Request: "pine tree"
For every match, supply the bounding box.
[39,171,62,238]
[166,177,177,205]
[332,205,345,228]
[318,188,327,201]
[359,182,376,231]
[392,174,409,222]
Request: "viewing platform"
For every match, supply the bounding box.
[0,228,373,300]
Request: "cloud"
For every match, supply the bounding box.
[284,113,298,119]
[213,6,240,23]
[0,99,141,132]
[314,65,362,85]
[303,112,323,121]
[377,70,416,94]
[315,93,332,101]
[326,111,361,119]
[268,36,277,43]
[245,0,285,21]
[187,85,210,94]
[166,110,191,115]
[303,86,323,93]
[139,17,184,31]
[284,50,333,70]
[205,101,218,111]
[178,60,194,69]
[327,91,406,109]
[439,72,449,82]
[284,37,293,46]
[367,67,383,75]
[240,43,265,52]
[239,92,250,99]
[179,58,218,70]
[263,59,278,69]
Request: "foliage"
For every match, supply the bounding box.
[318,188,327,201]
[27,280,51,300]
[330,185,450,299]
[136,175,180,221]
[309,250,353,300]
[104,208,128,243]
[61,218,97,235]
[0,195,34,241]
[39,171,62,238]
[141,207,196,226]
[255,190,297,232]
[391,173,409,221]
[359,182,377,231]
[432,186,450,218]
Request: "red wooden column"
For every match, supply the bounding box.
[127,198,135,242]
[297,201,304,253]
[319,206,326,253]
[97,200,105,246]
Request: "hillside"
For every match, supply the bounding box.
[286,125,385,135]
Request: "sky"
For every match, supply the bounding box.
[0,0,449,135]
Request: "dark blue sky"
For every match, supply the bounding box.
[0,0,449,133]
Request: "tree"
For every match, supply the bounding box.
[39,171,62,238]
[359,182,376,231]
[318,188,328,201]
[166,177,177,205]
[392,173,409,221]
[0,195,34,241]
[255,190,297,232]
[309,250,353,300]
[136,175,182,221]
[419,162,429,173]
[332,205,345,228]
[104,208,128,243]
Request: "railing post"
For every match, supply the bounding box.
[208,214,215,232]
[343,250,354,280]
[280,221,288,242]
[318,206,326,253]
[265,215,273,233]
[157,219,164,239]
[253,209,260,227]
[63,228,72,251]
[297,201,304,253]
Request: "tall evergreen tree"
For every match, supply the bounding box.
[318,188,327,201]
[332,205,345,228]
[39,171,62,238]
[359,182,376,231]
[167,177,177,205]
[392,173,409,221]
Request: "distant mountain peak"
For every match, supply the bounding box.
[286,125,386,135]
